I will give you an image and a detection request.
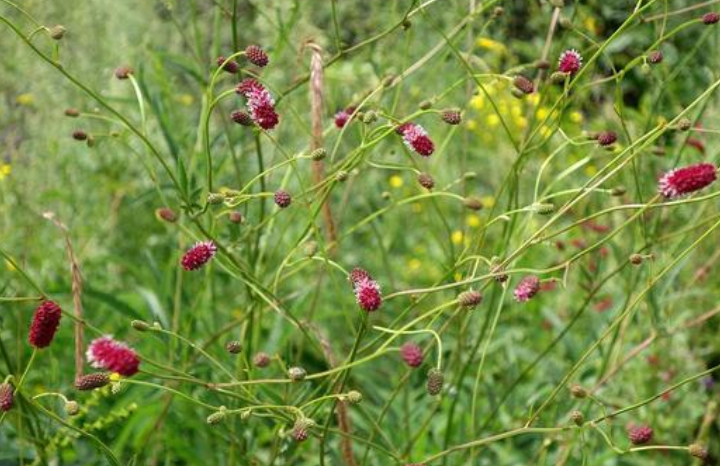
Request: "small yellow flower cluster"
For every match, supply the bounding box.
[0,164,11,180]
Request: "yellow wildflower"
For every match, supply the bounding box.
[466,214,481,228]
[16,93,34,106]
[451,230,464,245]
[389,175,404,189]
[476,37,506,54]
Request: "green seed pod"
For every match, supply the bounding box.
[131,320,150,332]
[336,170,349,182]
[677,118,692,131]
[510,88,526,100]
[688,444,708,460]
[610,186,626,196]
[550,72,569,84]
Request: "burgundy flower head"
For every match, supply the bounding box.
[0,383,14,412]
[334,107,356,128]
[29,300,62,348]
[354,277,383,312]
[181,241,217,271]
[231,110,254,126]
[217,56,239,74]
[558,49,582,74]
[396,123,434,156]
[236,79,279,130]
[658,162,717,199]
[628,425,653,445]
[513,276,540,302]
[245,45,269,67]
[87,336,140,377]
[274,190,292,208]
[596,131,617,146]
[400,342,424,367]
[703,12,720,24]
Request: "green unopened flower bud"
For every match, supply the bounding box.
[402,18,412,30]
[610,186,626,196]
[382,75,396,88]
[550,71,569,84]
[288,367,307,382]
[492,6,504,17]
[207,193,225,205]
[463,196,483,211]
[640,63,651,75]
[64,400,80,416]
[207,406,228,425]
[49,25,66,40]
[64,108,80,117]
[346,390,363,404]
[131,320,150,332]
[629,253,644,265]
[533,203,556,215]
[510,88,526,100]
[382,191,391,200]
[464,171,478,180]
[549,0,565,7]
[570,410,584,426]
[559,16,573,29]
[570,384,587,398]
[418,100,433,110]
[86,135,96,148]
[458,290,483,308]
[688,443,708,460]
[677,118,692,131]
[304,240,318,257]
[225,341,242,354]
[310,148,326,161]
[336,170,349,182]
[362,111,377,124]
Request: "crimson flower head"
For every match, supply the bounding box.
[87,336,140,377]
[513,276,540,302]
[334,107,356,128]
[181,241,217,271]
[396,122,434,157]
[400,342,424,367]
[245,45,269,67]
[236,78,279,130]
[628,425,653,445]
[354,277,383,312]
[702,12,720,24]
[658,162,717,199]
[558,49,582,74]
[29,300,62,348]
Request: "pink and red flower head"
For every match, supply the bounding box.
[87,336,140,377]
[513,276,540,302]
[235,78,279,130]
[658,163,717,199]
[400,342,424,367]
[396,123,435,157]
[558,49,582,75]
[334,107,356,128]
[181,241,217,271]
[274,190,292,208]
[349,268,382,312]
[29,300,62,348]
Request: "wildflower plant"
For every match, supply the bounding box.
[1,0,720,465]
